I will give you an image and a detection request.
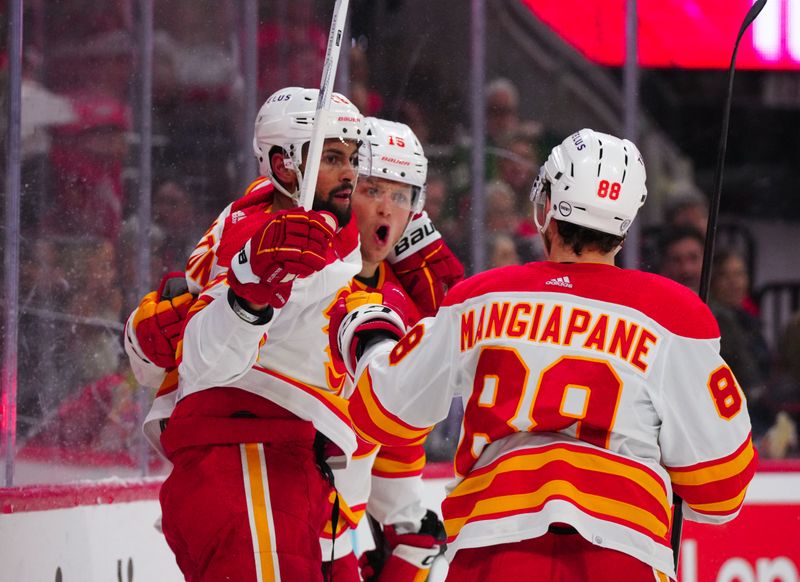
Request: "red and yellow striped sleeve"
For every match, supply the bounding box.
[666,434,757,518]
[349,368,432,448]
[372,442,426,479]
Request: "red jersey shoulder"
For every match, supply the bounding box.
[442,264,530,308]
[215,180,277,269]
[442,262,719,339]
[232,177,276,213]
[611,269,719,339]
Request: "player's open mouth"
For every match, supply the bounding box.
[376,224,389,243]
[332,188,352,201]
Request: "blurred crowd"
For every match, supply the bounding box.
[1,0,798,474]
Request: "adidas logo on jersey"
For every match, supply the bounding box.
[231,210,247,224]
[545,276,573,288]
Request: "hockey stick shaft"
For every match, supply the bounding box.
[299,0,351,210]
[698,0,768,303]
[672,0,768,572]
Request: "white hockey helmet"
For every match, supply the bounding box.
[253,87,364,203]
[359,117,428,214]
[530,128,647,237]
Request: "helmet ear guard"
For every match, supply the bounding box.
[530,170,551,233]
[530,128,647,237]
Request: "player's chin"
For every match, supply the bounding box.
[329,201,352,227]
[361,244,386,265]
[314,197,352,227]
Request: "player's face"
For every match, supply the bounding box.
[352,176,414,265]
[310,138,360,227]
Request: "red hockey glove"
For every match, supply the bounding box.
[359,510,447,582]
[228,209,337,308]
[388,211,464,318]
[328,283,415,378]
[131,273,194,369]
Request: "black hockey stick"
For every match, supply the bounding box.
[698,0,768,303]
[671,0,769,572]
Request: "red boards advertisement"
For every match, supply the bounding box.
[679,504,800,582]
[521,0,800,70]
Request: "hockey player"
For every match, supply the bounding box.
[321,118,451,582]
[124,103,459,580]
[331,129,757,581]
[127,86,365,581]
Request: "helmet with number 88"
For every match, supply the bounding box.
[359,117,428,214]
[530,128,647,237]
[253,87,364,203]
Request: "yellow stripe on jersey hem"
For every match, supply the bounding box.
[668,441,755,486]
[688,486,748,513]
[447,447,669,515]
[447,481,668,537]
[356,371,430,443]
[444,479,669,538]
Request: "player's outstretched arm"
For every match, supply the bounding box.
[180,209,337,391]
[329,284,460,447]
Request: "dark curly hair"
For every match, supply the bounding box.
[555,220,625,256]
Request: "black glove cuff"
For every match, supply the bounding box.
[355,329,403,359]
[227,288,274,325]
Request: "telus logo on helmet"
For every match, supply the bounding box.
[571,132,587,151]
[266,93,292,104]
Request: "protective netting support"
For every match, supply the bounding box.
[2,0,23,487]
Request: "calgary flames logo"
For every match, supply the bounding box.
[322,285,354,395]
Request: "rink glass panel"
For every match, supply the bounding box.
[4,0,800,487]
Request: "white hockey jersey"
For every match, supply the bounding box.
[347,261,757,577]
[136,177,363,459]
[127,178,437,560]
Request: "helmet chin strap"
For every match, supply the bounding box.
[290,166,305,205]
[611,235,627,257]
